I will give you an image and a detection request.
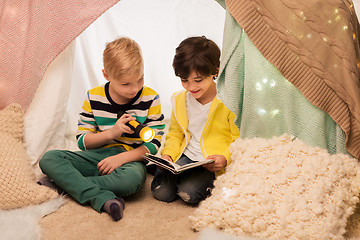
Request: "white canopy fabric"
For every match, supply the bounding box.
[24,0,225,165]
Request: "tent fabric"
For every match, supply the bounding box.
[217,7,347,156]
[2,0,359,162]
[0,0,120,111]
[218,0,360,158]
[22,0,226,165]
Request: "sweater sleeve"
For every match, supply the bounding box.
[76,91,98,150]
[141,93,166,155]
[160,111,186,162]
[222,110,240,167]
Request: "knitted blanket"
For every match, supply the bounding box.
[0,0,120,111]
[0,104,58,209]
[218,0,360,158]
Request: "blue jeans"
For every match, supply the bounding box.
[150,154,215,204]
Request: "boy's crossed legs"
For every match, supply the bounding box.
[151,154,215,205]
[39,147,146,221]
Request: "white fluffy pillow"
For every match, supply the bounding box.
[190,134,360,240]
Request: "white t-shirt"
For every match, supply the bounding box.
[183,92,211,162]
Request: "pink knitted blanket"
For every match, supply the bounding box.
[0,0,120,111]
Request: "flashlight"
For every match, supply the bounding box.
[117,110,155,142]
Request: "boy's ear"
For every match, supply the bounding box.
[102,69,109,81]
[213,68,219,80]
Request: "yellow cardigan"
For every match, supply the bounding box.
[161,90,240,176]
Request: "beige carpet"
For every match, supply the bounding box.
[39,174,199,240]
[39,173,360,240]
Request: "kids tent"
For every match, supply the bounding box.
[1,0,360,239]
[1,0,359,165]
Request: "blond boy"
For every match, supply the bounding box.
[39,37,165,221]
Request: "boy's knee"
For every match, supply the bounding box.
[112,165,146,196]
[177,189,203,204]
[150,170,177,202]
[39,150,63,173]
[127,164,146,190]
[111,178,143,197]
[125,173,145,195]
[177,184,212,204]
[152,185,177,203]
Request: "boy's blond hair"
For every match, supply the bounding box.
[103,37,143,80]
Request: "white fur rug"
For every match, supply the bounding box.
[0,197,65,240]
[199,228,262,240]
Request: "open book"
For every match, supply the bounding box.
[143,153,214,174]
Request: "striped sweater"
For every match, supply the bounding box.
[76,82,165,154]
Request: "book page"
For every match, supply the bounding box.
[177,159,214,172]
[144,154,177,171]
[144,154,214,174]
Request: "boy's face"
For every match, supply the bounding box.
[103,69,144,104]
[181,70,217,104]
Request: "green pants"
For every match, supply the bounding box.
[39,147,146,212]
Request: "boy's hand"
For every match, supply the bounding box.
[203,155,227,172]
[155,155,173,171]
[97,155,123,175]
[161,155,173,162]
[110,114,136,139]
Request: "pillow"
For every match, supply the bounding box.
[190,134,360,240]
[0,103,58,210]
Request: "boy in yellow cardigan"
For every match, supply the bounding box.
[151,36,240,204]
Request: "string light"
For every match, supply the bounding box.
[246,4,359,126]
[255,82,263,91]
[271,109,280,117]
[257,108,267,116]
[270,80,276,88]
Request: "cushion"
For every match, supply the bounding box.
[0,103,58,210]
[190,134,360,239]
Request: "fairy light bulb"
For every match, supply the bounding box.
[117,110,155,142]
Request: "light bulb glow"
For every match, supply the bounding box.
[255,82,263,91]
[258,108,266,116]
[140,127,155,142]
